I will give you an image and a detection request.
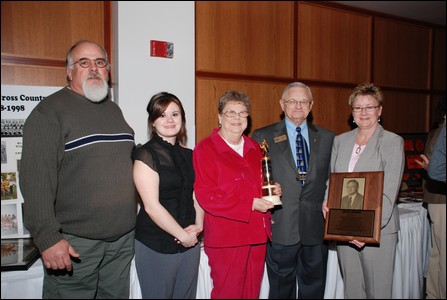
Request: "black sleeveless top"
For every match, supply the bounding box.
[132,135,196,254]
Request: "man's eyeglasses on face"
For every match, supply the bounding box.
[352,105,380,113]
[283,99,311,108]
[71,58,109,68]
[222,111,250,118]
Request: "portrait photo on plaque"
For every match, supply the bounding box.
[340,178,365,210]
[324,171,384,244]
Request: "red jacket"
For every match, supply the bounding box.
[193,129,272,247]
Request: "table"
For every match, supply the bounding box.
[393,207,423,298]
[1,258,44,299]
[397,200,431,276]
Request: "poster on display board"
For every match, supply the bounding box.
[1,85,62,239]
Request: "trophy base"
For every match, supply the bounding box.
[263,195,282,206]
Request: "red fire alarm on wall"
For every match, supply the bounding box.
[150,40,174,58]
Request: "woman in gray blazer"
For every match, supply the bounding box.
[323,83,405,299]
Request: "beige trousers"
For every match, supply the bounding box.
[426,203,446,299]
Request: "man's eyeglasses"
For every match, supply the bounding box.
[71,58,109,68]
[283,99,311,107]
[222,111,250,118]
[352,105,380,113]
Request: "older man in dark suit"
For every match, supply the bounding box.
[340,179,364,209]
[252,82,335,299]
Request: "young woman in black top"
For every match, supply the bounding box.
[132,92,204,298]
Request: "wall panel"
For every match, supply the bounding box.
[374,18,431,89]
[380,91,429,133]
[196,1,294,78]
[310,87,354,134]
[1,1,105,60]
[1,66,66,86]
[432,29,446,91]
[297,3,372,84]
[1,1,108,86]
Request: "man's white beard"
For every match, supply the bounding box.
[83,75,109,103]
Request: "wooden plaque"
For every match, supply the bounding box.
[324,171,384,244]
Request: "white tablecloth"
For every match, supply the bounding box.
[397,200,431,276]
[391,200,430,299]
[393,207,423,299]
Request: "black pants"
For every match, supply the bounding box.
[266,241,328,299]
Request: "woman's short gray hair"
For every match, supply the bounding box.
[218,91,251,113]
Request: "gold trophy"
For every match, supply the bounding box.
[260,139,282,205]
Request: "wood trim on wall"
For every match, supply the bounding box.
[1,1,111,86]
[195,1,445,141]
[1,57,66,68]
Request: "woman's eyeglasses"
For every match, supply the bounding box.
[222,111,250,118]
[352,105,380,113]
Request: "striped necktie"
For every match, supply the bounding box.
[296,126,309,187]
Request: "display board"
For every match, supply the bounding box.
[1,85,61,239]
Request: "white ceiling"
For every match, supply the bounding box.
[334,1,446,26]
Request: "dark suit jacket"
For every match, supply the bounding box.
[340,193,364,209]
[252,121,335,245]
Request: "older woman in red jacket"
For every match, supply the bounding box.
[193,91,280,299]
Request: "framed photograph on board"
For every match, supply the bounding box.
[1,238,40,271]
[324,171,384,244]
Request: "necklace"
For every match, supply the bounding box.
[355,129,375,154]
[355,145,362,154]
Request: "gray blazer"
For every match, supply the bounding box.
[252,120,335,245]
[330,125,405,234]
